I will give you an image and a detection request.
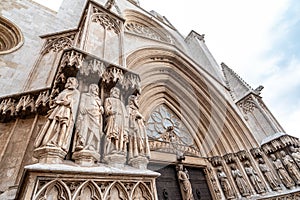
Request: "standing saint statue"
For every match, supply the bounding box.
[244,162,266,194]
[270,154,295,188]
[104,87,128,156]
[73,84,103,153]
[280,150,300,185]
[231,165,251,197]
[290,146,300,167]
[177,164,194,200]
[127,95,150,160]
[34,77,80,153]
[217,168,235,199]
[258,158,281,191]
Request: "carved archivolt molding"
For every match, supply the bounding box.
[124,10,174,44]
[0,16,24,54]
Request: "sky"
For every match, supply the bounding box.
[34,0,300,138]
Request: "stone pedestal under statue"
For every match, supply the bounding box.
[16,163,160,200]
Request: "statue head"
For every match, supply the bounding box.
[110,87,120,98]
[270,154,276,161]
[65,77,78,90]
[89,84,99,96]
[280,150,286,157]
[258,158,265,164]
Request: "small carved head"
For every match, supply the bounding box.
[89,84,99,96]
[65,77,78,90]
[280,150,286,157]
[110,87,120,98]
[270,154,277,161]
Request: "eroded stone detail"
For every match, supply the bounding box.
[177,164,194,200]
[270,154,295,189]
[127,95,150,169]
[258,158,281,191]
[231,164,251,197]
[73,84,104,166]
[216,167,235,199]
[34,77,80,162]
[103,87,128,166]
[244,162,266,194]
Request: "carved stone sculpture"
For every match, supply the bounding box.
[72,84,104,165]
[34,77,80,158]
[217,168,235,199]
[103,87,128,166]
[270,154,295,188]
[280,150,300,185]
[231,165,251,197]
[290,146,300,167]
[244,162,266,194]
[127,95,150,168]
[258,158,281,191]
[177,164,194,200]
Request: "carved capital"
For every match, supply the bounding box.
[223,153,236,164]
[236,150,249,161]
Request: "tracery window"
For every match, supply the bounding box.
[146,104,194,146]
[0,17,23,55]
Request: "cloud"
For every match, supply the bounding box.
[142,0,300,137]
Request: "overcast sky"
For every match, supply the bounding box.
[34,0,300,138]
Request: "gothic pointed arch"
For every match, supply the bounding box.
[72,180,102,200]
[131,182,153,200]
[126,47,259,157]
[104,181,129,200]
[34,180,71,200]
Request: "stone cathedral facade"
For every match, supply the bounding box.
[0,0,300,199]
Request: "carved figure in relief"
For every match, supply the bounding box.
[280,150,300,185]
[127,95,150,160]
[231,165,251,197]
[104,87,128,155]
[270,154,295,188]
[34,77,80,152]
[290,146,300,167]
[217,168,235,199]
[258,158,281,191]
[244,162,266,194]
[177,164,194,200]
[73,84,104,153]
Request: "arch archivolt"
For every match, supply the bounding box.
[126,47,258,157]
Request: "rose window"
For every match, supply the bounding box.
[146,104,194,146]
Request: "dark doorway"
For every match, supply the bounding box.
[149,163,212,200]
